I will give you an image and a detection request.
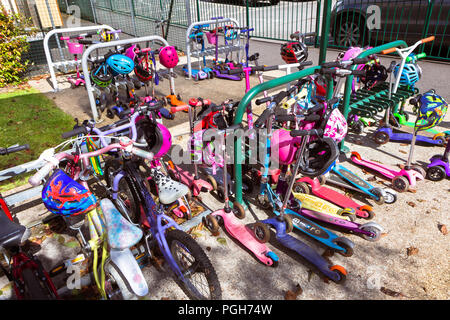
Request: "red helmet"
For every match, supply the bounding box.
[280,41,308,64]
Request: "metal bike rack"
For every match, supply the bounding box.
[81,35,174,122]
[44,25,119,92]
[185,18,242,79]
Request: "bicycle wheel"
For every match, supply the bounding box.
[102,261,138,300]
[22,268,52,300]
[165,229,221,300]
[104,159,141,224]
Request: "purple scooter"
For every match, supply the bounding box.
[426,142,450,181]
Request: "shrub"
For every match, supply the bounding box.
[0,6,35,87]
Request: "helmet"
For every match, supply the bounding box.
[321,108,348,142]
[136,117,172,158]
[134,57,153,82]
[99,29,114,42]
[106,54,135,75]
[280,41,308,64]
[42,169,97,217]
[394,63,422,87]
[361,63,387,89]
[296,136,339,177]
[159,46,179,69]
[90,65,113,87]
[414,91,448,131]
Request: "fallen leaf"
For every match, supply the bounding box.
[63,241,79,248]
[406,246,419,256]
[380,287,405,298]
[381,233,389,238]
[438,224,448,235]
[284,284,303,300]
[407,201,416,207]
[206,246,211,251]
[408,188,417,194]
[217,237,227,245]
[161,297,170,300]
[399,150,407,154]
[367,176,377,182]
[417,199,426,203]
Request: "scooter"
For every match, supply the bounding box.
[251,91,348,283]
[294,176,374,219]
[204,124,279,267]
[352,90,448,192]
[426,141,450,181]
[254,90,355,258]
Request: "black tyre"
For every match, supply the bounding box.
[333,14,366,47]
[104,159,140,224]
[392,176,409,192]
[371,187,385,205]
[22,268,52,300]
[411,165,426,178]
[204,215,220,234]
[426,166,446,182]
[103,261,138,300]
[293,181,310,194]
[166,230,222,300]
[232,202,246,220]
[253,222,271,243]
[373,131,390,145]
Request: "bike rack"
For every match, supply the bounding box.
[185,18,242,79]
[44,25,119,92]
[81,35,175,122]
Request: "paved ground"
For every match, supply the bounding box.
[0,42,449,300]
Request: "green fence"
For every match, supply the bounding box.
[58,0,450,61]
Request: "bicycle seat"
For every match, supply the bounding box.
[152,169,189,204]
[100,199,143,250]
[0,212,30,250]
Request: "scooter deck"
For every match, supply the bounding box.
[292,193,351,221]
[298,177,371,219]
[328,166,379,197]
[213,211,275,266]
[274,209,348,253]
[351,155,398,180]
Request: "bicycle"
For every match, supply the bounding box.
[28,137,151,300]
[0,144,59,300]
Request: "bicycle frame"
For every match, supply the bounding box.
[110,160,190,283]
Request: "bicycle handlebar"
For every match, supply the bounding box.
[290,128,323,137]
[290,31,315,40]
[29,138,154,186]
[0,144,30,155]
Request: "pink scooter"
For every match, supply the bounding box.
[60,35,86,88]
[204,124,279,266]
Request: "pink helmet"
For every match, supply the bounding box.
[159,46,179,68]
[271,128,302,165]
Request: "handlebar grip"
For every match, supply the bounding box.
[275,114,296,122]
[320,68,337,75]
[61,126,88,139]
[387,60,397,73]
[131,148,154,161]
[304,114,321,122]
[170,105,189,113]
[290,128,323,137]
[211,16,224,20]
[29,161,56,186]
[382,47,397,54]
[421,36,435,43]
[299,61,313,67]
[352,69,366,77]
[262,65,279,72]
[60,36,70,41]
[306,104,325,115]
[352,57,370,65]
[78,39,94,45]
[159,107,174,120]
[321,61,340,68]
[7,144,30,153]
[211,104,223,112]
[107,29,122,34]
[254,109,273,128]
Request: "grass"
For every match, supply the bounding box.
[0,87,75,191]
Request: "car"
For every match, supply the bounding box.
[330,0,450,54]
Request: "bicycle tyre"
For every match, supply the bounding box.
[166,229,222,300]
[22,268,52,300]
[103,261,139,300]
[104,159,141,224]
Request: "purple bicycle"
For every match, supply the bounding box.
[69,101,222,300]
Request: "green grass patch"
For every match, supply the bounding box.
[0,87,75,191]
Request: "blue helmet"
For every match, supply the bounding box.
[42,169,97,217]
[394,63,422,87]
[415,91,448,131]
[106,54,135,75]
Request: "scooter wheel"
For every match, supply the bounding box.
[232,201,246,220]
[206,175,218,191]
[432,134,446,146]
[411,165,426,178]
[373,131,390,145]
[350,151,362,160]
[371,188,385,205]
[359,205,374,220]
[334,238,354,257]
[360,224,382,242]
[383,189,397,204]
[392,176,409,192]
[216,186,225,203]
[329,265,347,284]
[318,175,327,185]
[338,208,357,222]
[253,222,271,243]
[204,215,220,234]
[293,182,310,194]
[280,214,294,234]
[426,166,446,182]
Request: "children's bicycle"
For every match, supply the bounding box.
[0,144,59,300]
[29,138,150,300]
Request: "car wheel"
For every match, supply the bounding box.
[334,15,366,47]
